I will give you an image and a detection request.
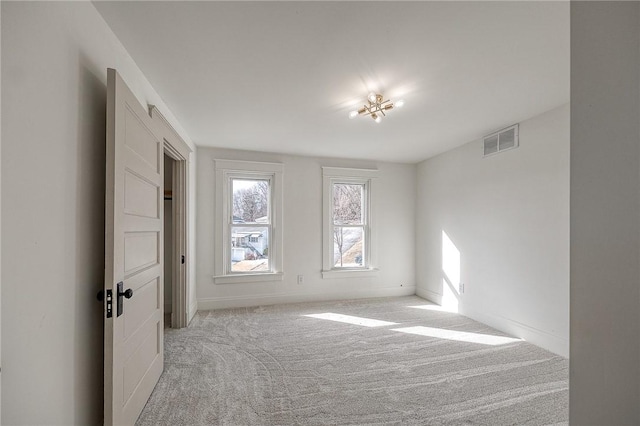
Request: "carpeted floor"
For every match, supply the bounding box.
[137,296,568,425]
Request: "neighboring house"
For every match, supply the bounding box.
[231,229,268,261]
[232,215,270,261]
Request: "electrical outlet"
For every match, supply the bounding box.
[297,275,304,285]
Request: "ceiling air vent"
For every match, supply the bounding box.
[483,124,519,157]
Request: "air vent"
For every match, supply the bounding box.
[483,124,519,157]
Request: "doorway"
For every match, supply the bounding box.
[162,142,190,329]
[151,105,191,329]
[164,155,175,327]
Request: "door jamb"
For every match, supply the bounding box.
[149,106,191,329]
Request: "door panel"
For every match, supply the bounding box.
[124,232,159,274]
[124,172,159,218]
[123,321,160,401]
[124,278,160,339]
[105,68,163,425]
[124,106,160,170]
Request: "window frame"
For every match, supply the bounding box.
[214,159,283,284]
[322,167,379,279]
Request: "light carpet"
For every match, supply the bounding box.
[137,296,568,425]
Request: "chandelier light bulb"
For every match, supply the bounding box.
[368,92,377,103]
[395,99,405,108]
[349,110,358,119]
[374,115,382,124]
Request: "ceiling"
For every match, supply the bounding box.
[94,1,569,164]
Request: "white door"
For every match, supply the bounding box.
[104,68,164,425]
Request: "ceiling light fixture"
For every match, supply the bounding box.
[349,92,404,123]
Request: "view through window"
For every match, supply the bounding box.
[332,183,366,268]
[230,178,271,272]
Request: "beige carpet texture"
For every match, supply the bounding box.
[137,296,569,425]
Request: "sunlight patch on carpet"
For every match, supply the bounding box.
[392,326,522,345]
[303,313,398,327]
[408,304,459,313]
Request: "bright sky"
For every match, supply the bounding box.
[232,179,264,191]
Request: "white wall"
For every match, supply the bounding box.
[196,148,416,309]
[0,2,3,417]
[189,149,198,321]
[570,2,640,423]
[415,104,569,356]
[1,2,196,423]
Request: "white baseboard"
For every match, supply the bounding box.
[461,304,569,358]
[197,285,568,357]
[415,287,568,357]
[188,300,197,324]
[197,286,416,311]
[415,287,441,304]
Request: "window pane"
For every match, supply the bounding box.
[232,179,270,224]
[333,183,364,225]
[231,226,269,272]
[333,226,364,267]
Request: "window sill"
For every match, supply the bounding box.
[322,268,379,279]
[213,272,284,284]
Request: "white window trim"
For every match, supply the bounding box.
[214,159,284,284]
[322,167,379,279]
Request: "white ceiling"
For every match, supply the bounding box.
[94,1,569,164]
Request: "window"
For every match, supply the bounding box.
[322,167,378,278]
[214,160,283,284]
[333,183,365,268]
[230,178,270,272]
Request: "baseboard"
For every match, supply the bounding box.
[414,287,568,357]
[197,287,567,356]
[415,287,441,304]
[188,300,198,324]
[461,304,568,358]
[197,286,416,311]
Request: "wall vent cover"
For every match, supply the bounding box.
[483,124,519,157]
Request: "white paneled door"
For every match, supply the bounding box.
[104,68,164,425]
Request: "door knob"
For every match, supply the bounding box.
[116,282,133,317]
[119,288,133,299]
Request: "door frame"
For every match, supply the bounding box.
[149,106,191,329]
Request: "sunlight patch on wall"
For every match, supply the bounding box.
[442,231,460,287]
[303,313,398,327]
[441,279,459,313]
[391,326,521,346]
[441,230,460,313]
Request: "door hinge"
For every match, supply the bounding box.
[181,255,185,265]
